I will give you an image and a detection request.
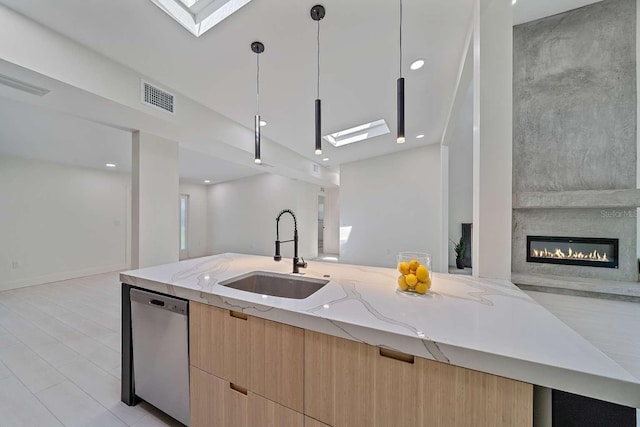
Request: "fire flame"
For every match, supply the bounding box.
[532,247,609,262]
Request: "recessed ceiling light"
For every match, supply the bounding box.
[512,0,517,4]
[105,163,116,168]
[322,158,329,162]
[324,119,390,147]
[410,59,425,71]
[416,134,425,139]
[260,120,267,127]
[204,180,211,184]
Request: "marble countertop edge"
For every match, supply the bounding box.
[119,254,640,409]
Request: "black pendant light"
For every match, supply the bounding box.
[311,5,325,156]
[397,0,405,144]
[252,41,265,164]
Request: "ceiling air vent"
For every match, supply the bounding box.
[141,80,175,114]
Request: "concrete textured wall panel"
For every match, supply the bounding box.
[513,0,637,281]
[513,0,636,193]
[512,208,637,281]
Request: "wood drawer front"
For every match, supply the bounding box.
[304,330,375,427]
[190,366,248,427]
[250,316,305,412]
[374,347,422,427]
[249,392,304,427]
[190,302,249,388]
[304,330,532,427]
[421,361,533,427]
[305,416,332,427]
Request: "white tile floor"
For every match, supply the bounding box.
[0,272,182,427]
[525,291,640,379]
[0,272,638,426]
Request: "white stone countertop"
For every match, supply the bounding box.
[120,253,640,408]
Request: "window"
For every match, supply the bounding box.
[147,0,253,37]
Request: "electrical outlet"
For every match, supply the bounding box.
[11,261,21,269]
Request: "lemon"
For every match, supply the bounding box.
[408,259,419,271]
[416,265,429,282]
[415,282,429,295]
[398,275,409,291]
[405,274,418,288]
[398,262,410,275]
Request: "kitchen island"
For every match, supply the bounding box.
[120,253,640,426]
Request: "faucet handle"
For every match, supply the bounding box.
[297,257,308,269]
[274,241,282,261]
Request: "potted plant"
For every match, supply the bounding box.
[452,237,465,269]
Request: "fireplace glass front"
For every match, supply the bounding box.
[526,236,619,269]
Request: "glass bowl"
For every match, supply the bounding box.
[396,252,432,295]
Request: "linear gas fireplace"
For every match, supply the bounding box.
[527,236,619,269]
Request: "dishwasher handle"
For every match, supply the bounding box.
[130,289,188,315]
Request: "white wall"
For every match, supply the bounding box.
[339,145,443,270]
[472,0,513,279]
[131,131,179,269]
[323,187,340,255]
[0,155,130,291]
[207,174,320,261]
[179,182,209,259]
[448,86,473,266]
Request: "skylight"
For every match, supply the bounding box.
[323,119,390,147]
[149,0,252,37]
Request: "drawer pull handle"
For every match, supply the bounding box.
[230,311,247,320]
[379,348,414,364]
[230,383,247,395]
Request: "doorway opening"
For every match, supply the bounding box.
[317,195,325,254]
[179,194,189,259]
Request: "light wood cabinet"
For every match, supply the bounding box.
[305,416,332,427]
[191,303,532,427]
[190,366,248,427]
[374,348,423,427]
[190,302,250,388]
[191,366,303,427]
[249,316,304,412]
[420,361,534,427]
[304,330,374,427]
[249,392,304,427]
[304,330,532,427]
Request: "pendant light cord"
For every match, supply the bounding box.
[317,20,321,99]
[399,0,403,77]
[256,53,260,115]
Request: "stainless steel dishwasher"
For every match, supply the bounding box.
[130,289,190,426]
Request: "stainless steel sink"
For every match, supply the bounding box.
[219,271,329,299]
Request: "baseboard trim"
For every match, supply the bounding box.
[0,264,130,292]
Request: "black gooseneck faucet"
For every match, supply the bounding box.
[274,209,307,274]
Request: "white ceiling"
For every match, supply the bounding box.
[0,96,260,184]
[0,97,132,172]
[178,147,261,184]
[513,0,603,26]
[0,0,476,166]
[0,0,606,175]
